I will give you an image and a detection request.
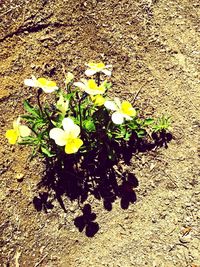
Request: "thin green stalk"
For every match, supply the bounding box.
[37,89,44,116]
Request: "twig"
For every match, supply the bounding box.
[132,80,148,104]
[34,253,48,267]
[168,242,188,252]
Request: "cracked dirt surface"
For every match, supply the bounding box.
[0,0,200,266]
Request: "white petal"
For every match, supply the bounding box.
[70,124,80,137]
[111,112,124,124]
[104,100,118,111]
[123,114,133,121]
[13,117,21,129]
[105,64,112,68]
[62,118,75,132]
[42,86,58,93]
[102,69,112,76]
[62,118,81,137]
[74,82,86,90]
[24,78,38,87]
[49,128,66,146]
[19,125,31,137]
[85,69,96,76]
[114,97,121,109]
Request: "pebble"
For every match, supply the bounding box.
[69,204,77,212]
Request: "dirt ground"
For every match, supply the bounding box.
[0,0,200,266]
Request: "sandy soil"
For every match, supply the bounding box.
[0,0,200,266]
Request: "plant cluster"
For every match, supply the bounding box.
[5,62,171,161]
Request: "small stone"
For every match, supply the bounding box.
[31,63,36,69]
[15,173,24,182]
[69,203,77,212]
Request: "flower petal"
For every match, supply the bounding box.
[65,138,83,154]
[102,69,112,76]
[19,125,31,137]
[91,95,105,106]
[13,117,21,130]
[42,86,58,93]
[111,112,124,124]
[104,100,118,111]
[121,101,136,117]
[114,97,121,109]
[5,129,18,144]
[85,69,96,76]
[105,64,112,68]
[65,72,74,84]
[74,81,86,90]
[24,78,38,87]
[62,118,75,131]
[49,128,67,146]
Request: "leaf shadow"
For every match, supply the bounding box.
[34,131,172,236]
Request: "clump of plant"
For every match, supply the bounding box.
[5,62,171,163]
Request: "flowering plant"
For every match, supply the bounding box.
[6,62,171,161]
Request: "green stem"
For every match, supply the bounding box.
[37,89,44,116]
[78,99,82,134]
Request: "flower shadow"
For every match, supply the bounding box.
[74,204,99,237]
[34,131,172,236]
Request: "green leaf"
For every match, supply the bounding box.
[135,129,146,138]
[144,118,154,126]
[105,82,112,90]
[124,132,131,141]
[41,146,55,157]
[24,100,40,117]
[84,119,96,132]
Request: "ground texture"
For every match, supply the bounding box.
[0,0,200,266]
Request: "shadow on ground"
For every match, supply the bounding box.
[33,131,172,237]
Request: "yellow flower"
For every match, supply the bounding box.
[74,79,106,95]
[85,62,112,76]
[104,98,136,124]
[24,75,58,93]
[56,94,69,115]
[49,118,83,154]
[65,72,74,85]
[5,117,31,144]
[91,95,105,106]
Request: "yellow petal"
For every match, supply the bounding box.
[87,62,105,70]
[88,79,98,89]
[96,62,105,69]
[5,129,19,144]
[121,101,136,117]
[65,138,83,154]
[85,79,106,95]
[37,78,58,91]
[91,95,105,106]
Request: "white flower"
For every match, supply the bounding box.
[85,62,112,76]
[74,79,107,95]
[104,98,136,124]
[24,75,58,93]
[49,118,83,154]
